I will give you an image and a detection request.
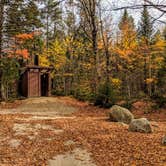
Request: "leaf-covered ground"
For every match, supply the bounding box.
[0,97,165,166]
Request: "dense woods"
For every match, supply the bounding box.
[0,0,166,108]
[0,1,166,165]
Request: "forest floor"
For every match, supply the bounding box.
[0,97,165,166]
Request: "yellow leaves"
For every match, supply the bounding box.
[154,40,165,50]
[39,39,67,70]
[113,23,138,67]
[145,78,156,85]
[39,54,50,67]
[153,32,166,50]
[114,47,135,64]
[111,78,122,89]
[39,36,92,74]
[98,40,104,50]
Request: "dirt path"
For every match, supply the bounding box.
[0,97,97,166]
[0,97,77,116]
[0,97,165,166]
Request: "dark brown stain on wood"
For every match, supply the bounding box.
[20,66,52,98]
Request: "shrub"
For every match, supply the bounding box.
[120,100,133,110]
[94,81,116,108]
[152,94,166,109]
[0,57,20,101]
[74,84,93,101]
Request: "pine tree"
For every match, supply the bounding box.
[0,1,5,58]
[23,1,42,32]
[138,5,153,95]
[5,0,42,37]
[119,9,134,31]
[40,0,62,49]
[157,27,166,95]
[5,0,25,37]
[139,6,153,41]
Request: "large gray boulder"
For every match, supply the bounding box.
[129,118,152,133]
[109,105,134,124]
[162,136,166,146]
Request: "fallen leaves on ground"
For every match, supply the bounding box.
[0,97,165,166]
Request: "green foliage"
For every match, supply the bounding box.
[40,0,63,45]
[157,62,166,93]
[120,100,133,110]
[5,0,42,37]
[0,57,20,100]
[52,89,65,96]
[1,0,166,108]
[152,94,166,109]
[74,83,93,101]
[119,9,135,31]
[138,5,153,40]
[94,81,116,108]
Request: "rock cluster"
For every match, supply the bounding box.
[109,105,153,133]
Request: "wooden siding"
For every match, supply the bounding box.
[28,70,40,97]
[21,71,28,97]
[21,66,52,98]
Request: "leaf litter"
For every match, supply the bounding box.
[0,97,165,166]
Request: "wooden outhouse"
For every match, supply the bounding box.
[19,66,52,98]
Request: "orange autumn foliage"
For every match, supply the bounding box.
[15,33,34,40]
[6,32,37,59]
[6,49,29,59]
[15,49,29,59]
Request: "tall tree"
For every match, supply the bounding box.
[119,9,134,31]
[5,0,42,37]
[0,0,6,98]
[0,0,5,58]
[40,0,62,50]
[78,0,99,94]
[5,0,25,38]
[156,27,166,95]
[23,1,42,32]
[139,6,153,40]
[115,10,139,98]
[138,5,153,95]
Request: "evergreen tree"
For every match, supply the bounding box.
[23,1,43,32]
[157,27,166,95]
[40,0,62,49]
[119,9,134,31]
[139,5,153,41]
[138,5,153,95]
[5,0,42,37]
[5,0,25,37]
[0,1,5,57]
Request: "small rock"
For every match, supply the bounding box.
[64,140,75,146]
[9,139,21,148]
[48,148,96,166]
[109,105,134,124]
[129,118,152,133]
[162,136,166,146]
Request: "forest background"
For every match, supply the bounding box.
[0,0,166,109]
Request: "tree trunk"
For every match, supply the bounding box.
[0,3,4,99]
[143,57,147,94]
[148,53,152,96]
[92,30,98,93]
[91,12,98,94]
[0,2,4,58]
